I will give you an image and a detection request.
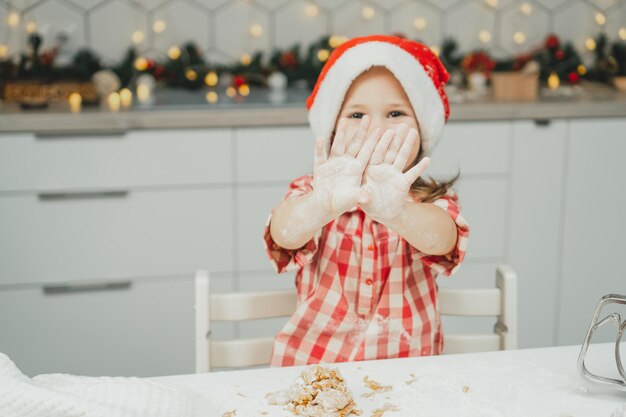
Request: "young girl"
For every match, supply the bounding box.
[263,35,470,367]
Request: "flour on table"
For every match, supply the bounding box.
[266,365,361,417]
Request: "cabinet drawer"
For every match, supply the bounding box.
[0,129,232,192]
[428,121,511,177]
[236,126,314,183]
[0,188,233,285]
[0,276,194,377]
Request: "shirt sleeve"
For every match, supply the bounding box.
[410,191,470,277]
[263,175,322,274]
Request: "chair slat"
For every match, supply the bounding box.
[443,334,501,354]
[439,288,501,316]
[210,338,274,368]
[210,290,297,321]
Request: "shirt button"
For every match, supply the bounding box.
[365,278,373,286]
[367,244,375,251]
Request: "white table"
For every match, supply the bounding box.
[156,343,626,417]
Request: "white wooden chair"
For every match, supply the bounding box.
[194,265,517,372]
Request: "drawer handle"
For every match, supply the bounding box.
[35,129,128,139]
[533,119,551,127]
[38,189,129,201]
[43,280,132,295]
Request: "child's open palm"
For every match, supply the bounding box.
[312,116,379,217]
[360,125,431,223]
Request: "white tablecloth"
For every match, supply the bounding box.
[156,343,626,417]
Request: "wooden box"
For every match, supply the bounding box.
[491,71,538,101]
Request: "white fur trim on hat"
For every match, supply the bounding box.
[307,41,446,157]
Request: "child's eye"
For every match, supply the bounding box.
[389,111,406,118]
[349,112,364,119]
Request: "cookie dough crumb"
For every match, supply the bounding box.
[362,376,392,398]
[371,404,400,417]
[266,365,360,417]
[404,374,416,385]
[462,386,470,393]
[222,410,236,417]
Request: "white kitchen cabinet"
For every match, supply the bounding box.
[236,126,314,183]
[0,187,234,285]
[557,118,626,345]
[508,119,568,349]
[0,129,232,192]
[0,275,195,377]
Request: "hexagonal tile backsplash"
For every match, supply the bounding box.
[1,0,625,65]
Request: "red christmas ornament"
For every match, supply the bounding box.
[545,33,559,49]
[568,72,580,84]
[279,51,298,69]
[233,75,246,87]
[555,49,565,60]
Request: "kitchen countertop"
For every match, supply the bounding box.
[155,343,626,417]
[1,82,626,134]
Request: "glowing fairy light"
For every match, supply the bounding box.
[131,31,145,44]
[305,3,319,17]
[249,24,263,38]
[520,2,532,15]
[361,6,375,20]
[7,12,20,27]
[514,32,526,45]
[413,17,427,30]
[585,37,596,51]
[205,91,218,103]
[595,13,606,26]
[205,71,218,87]
[240,53,251,65]
[479,30,492,44]
[317,49,329,61]
[134,57,148,71]
[185,69,198,81]
[153,19,167,33]
[168,46,181,60]
[548,72,560,90]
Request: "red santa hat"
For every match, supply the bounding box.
[306,34,451,156]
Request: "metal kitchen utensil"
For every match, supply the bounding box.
[578,294,626,391]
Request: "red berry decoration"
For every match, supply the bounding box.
[555,49,565,60]
[279,51,298,69]
[545,33,559,49]
[233,75,246,87]
[568,72,580,83]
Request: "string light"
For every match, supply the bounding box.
[107,92,121,112]
[548,72,560,90]
[329,35,348,48]
[317,48,329,61]
[249,24,263,38]
[7,12,20,27]
[595,13,606,26]
[226,86,237,97]
[0,44,8,58]
[205,91,218,103]
[585,37,596,50]
[620,27,626,40]
[205,71,218,87]
[305,3,319,17]
[26,21,36,33]
[168,46,181,60]
[240,53,251,65]
[185,69,197,81]
[119,88,133,109]
[131,31,145,44]
[514,32,526,45]
[484,0,498,8]
[68,93,82,113]
[153,20,167,33]
[479,30,491,44]
[413,17,427,30]
[134,57,148,71]
[577,65,587,75]
[361,6,375,20]
[238,84,250,96]
[520,2,532,15]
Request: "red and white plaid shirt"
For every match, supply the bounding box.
[263,175,469,367]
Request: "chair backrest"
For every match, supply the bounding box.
[440,265,517,354]
[194,265,517,372]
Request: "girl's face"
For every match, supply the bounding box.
[337,66,421,171]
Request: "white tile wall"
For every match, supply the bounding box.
[1,0,624,66]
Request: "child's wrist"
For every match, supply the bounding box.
[306,191,338,227]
